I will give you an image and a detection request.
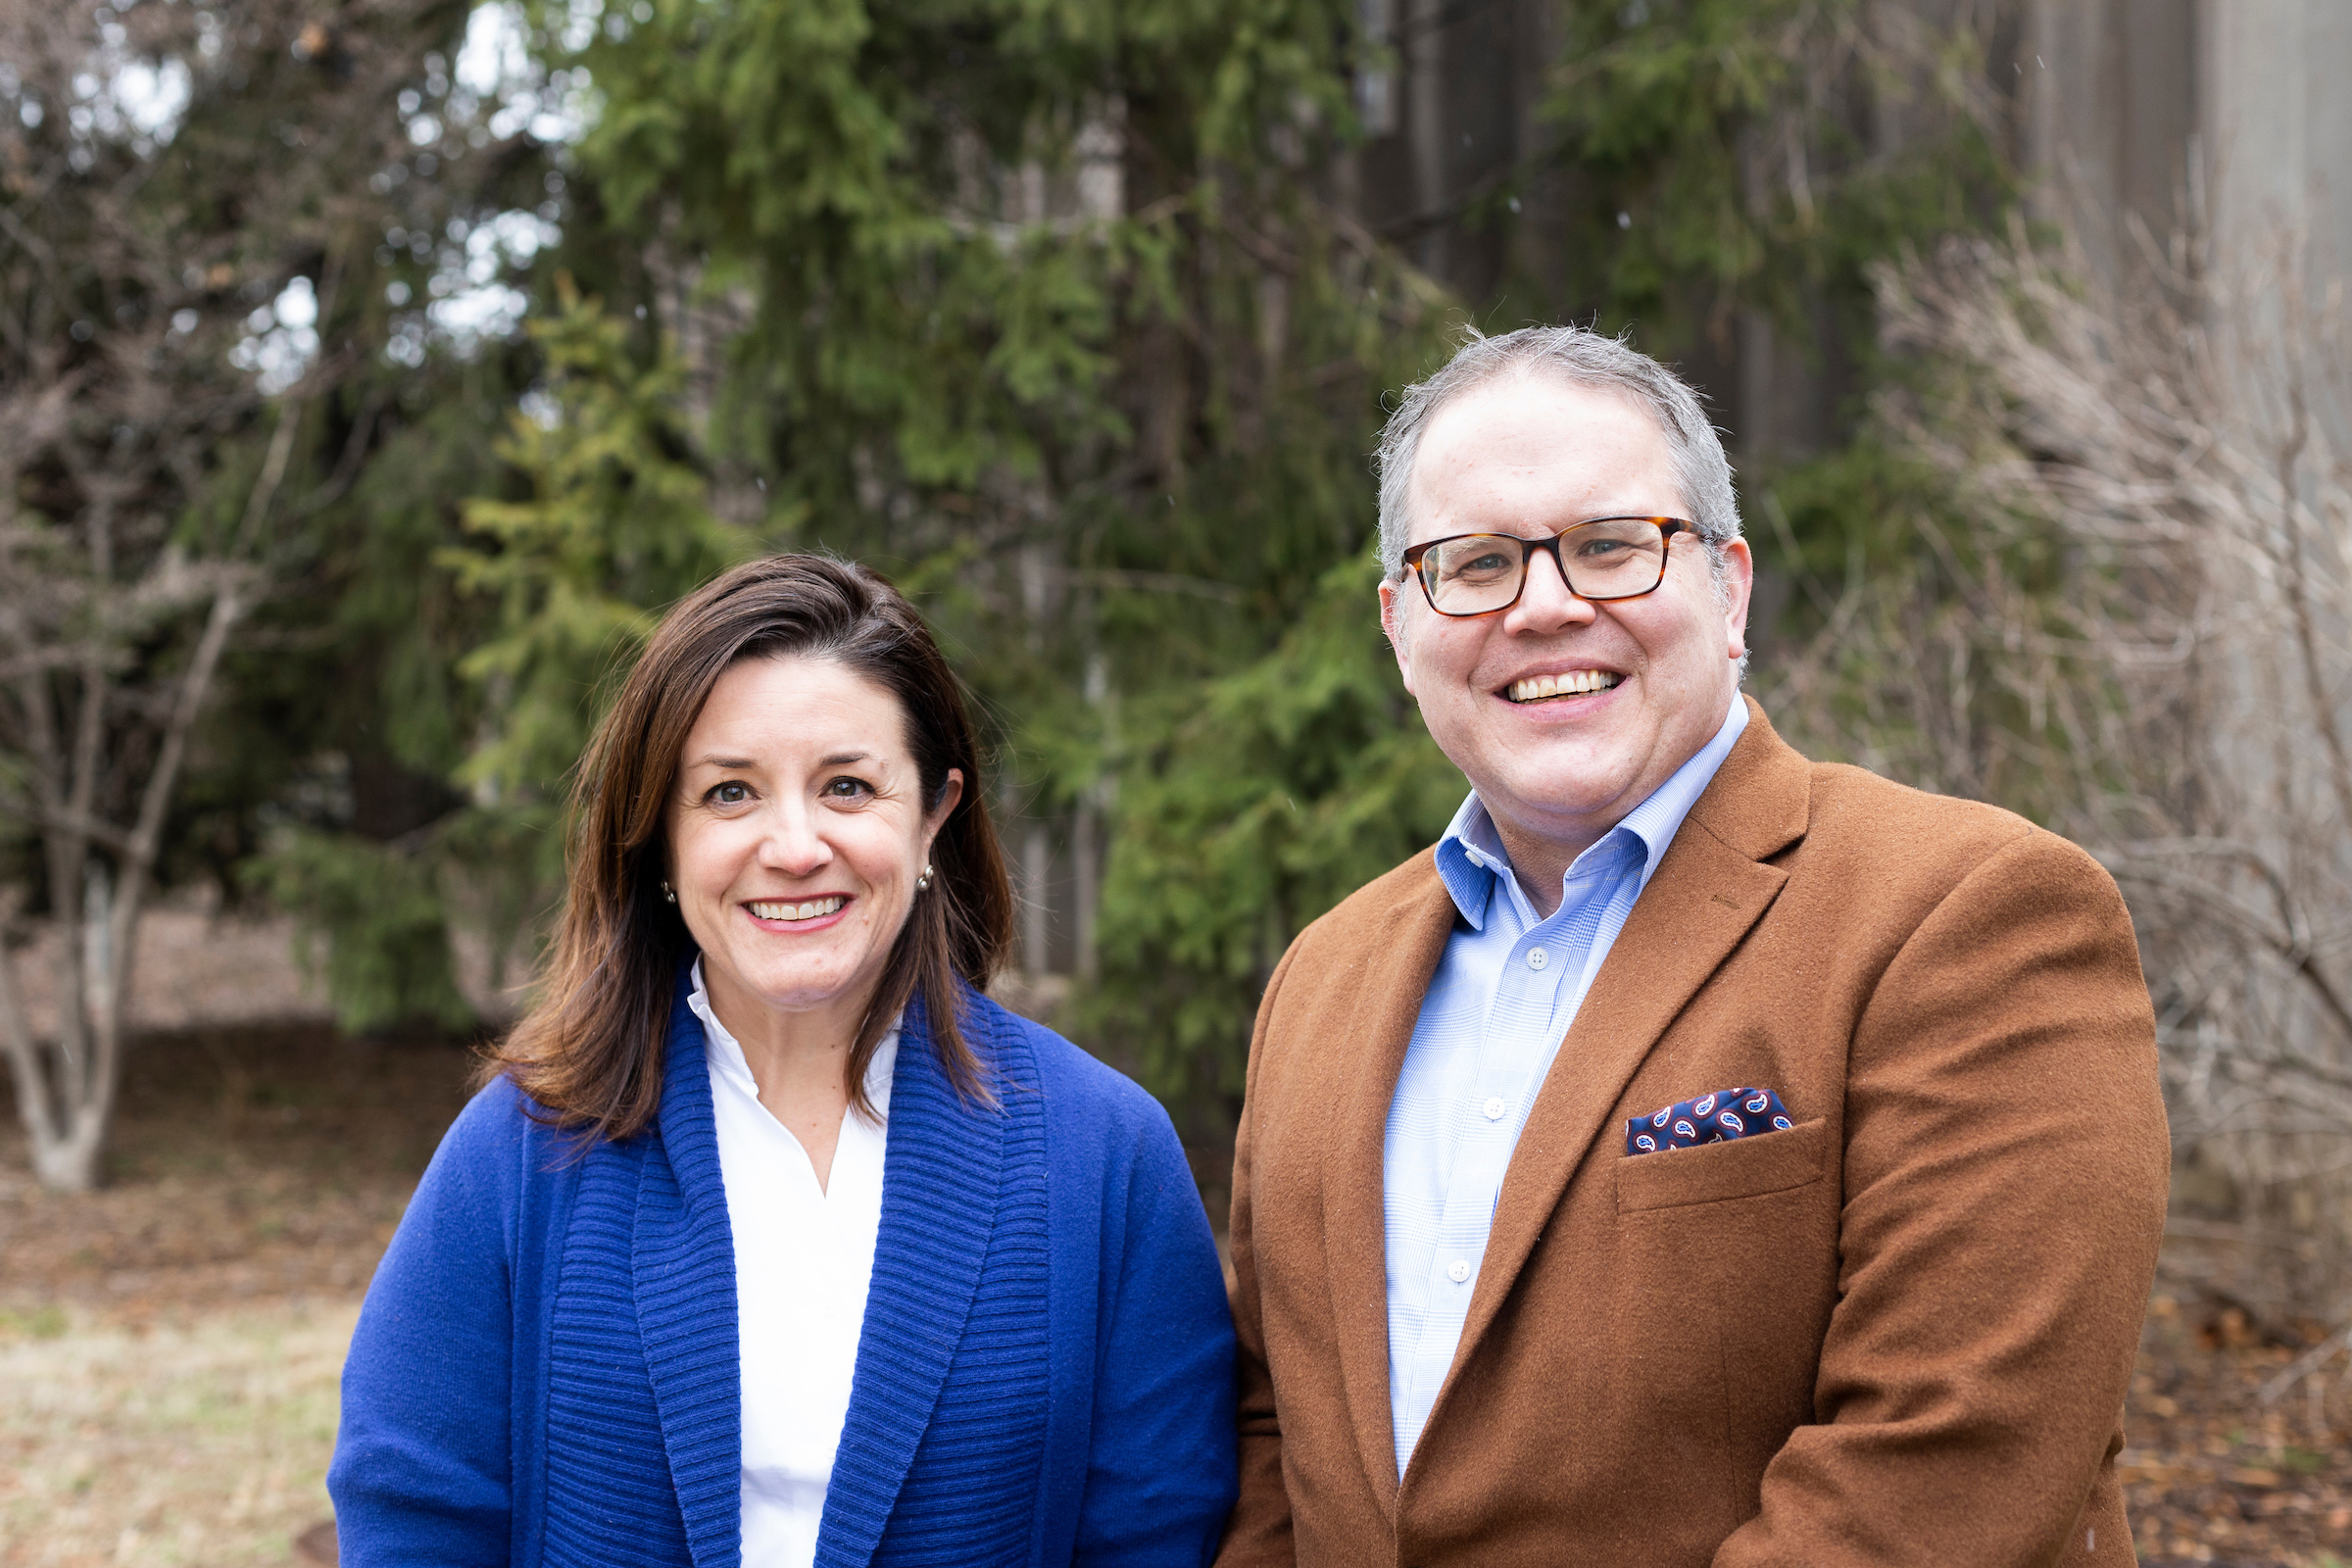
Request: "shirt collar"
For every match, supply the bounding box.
[687,955,900,1114]
[1433,696,1749,930]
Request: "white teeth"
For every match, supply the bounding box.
[1508,670,1623,703]
[749,896,846,922]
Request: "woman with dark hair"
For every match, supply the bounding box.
[328,556,1237,1567]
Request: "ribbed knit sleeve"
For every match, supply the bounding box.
[1054,1048,1239,1565]
[329,1077,530,1568]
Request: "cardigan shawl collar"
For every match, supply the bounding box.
[818,989,1010,1568]
[634,974,1013,1568]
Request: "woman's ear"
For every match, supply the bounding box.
[926,767,965,840]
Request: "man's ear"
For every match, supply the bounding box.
[1719,537,1756,662]
[1378,578,1417,695]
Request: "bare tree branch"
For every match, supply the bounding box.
[1762,204,2352,1319]
[0,0,421,1189]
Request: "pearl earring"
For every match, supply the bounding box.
[915,863,934,892]
[661,880,676,904]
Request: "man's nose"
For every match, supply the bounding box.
[1506,543,1596,633]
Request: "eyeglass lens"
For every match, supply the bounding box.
[1419,518,1668,614]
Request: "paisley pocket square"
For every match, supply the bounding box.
[1625,1087,1793,1155]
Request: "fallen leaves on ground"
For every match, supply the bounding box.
[2123,1297,2351,1567]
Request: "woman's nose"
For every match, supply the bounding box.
[756,803,833,875]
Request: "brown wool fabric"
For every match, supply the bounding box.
[1218,699,2169,1568]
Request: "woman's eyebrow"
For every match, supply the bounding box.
[684,750,876,770]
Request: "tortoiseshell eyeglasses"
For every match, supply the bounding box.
[1399,516,1694,616]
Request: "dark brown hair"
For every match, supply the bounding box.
[486,554,1014,1142]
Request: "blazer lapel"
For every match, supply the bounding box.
[634,978,747,1568]
[1442,700,1813,1384]
[816,991,1004,1568]
[1322,863,1460,1511]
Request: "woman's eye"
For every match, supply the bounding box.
[823,776,874,800]
[709,781,750,806]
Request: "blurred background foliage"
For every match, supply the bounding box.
[0,0,2138,1141]
[11,0,2352,1385]
[9,0,2017,1110]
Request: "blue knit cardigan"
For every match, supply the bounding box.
[328,978,1238,1567]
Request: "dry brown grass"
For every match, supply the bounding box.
[0,1023,472,1566]
[0,1301,356,1567]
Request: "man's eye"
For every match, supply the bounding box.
[710,781,750,806]
[1443,548,1515,579]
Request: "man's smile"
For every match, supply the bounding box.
[1503,668,1624,703]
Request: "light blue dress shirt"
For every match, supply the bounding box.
[1381,697,1748,1474]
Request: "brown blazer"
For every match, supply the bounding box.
[1219,700,2169,1568]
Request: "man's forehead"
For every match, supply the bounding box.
[1419,370,1663,454]
[1408,374,1675,526]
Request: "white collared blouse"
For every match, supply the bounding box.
[687,957,898,1568]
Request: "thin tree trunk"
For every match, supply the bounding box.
[2,401,283,1191]
[0,891,62,1161]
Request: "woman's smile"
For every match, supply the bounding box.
[666,654,957,1046]
[746,894,852,926]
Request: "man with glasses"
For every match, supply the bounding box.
[1217,326,2168,1567]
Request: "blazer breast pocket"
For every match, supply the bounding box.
[1615,1117,1830,1214]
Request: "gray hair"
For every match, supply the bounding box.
[1375,324,1741,580]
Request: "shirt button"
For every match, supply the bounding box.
[1446,1259,1471,1283]
[1526,947,1548,970]
[1483,1097,1508,1120]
